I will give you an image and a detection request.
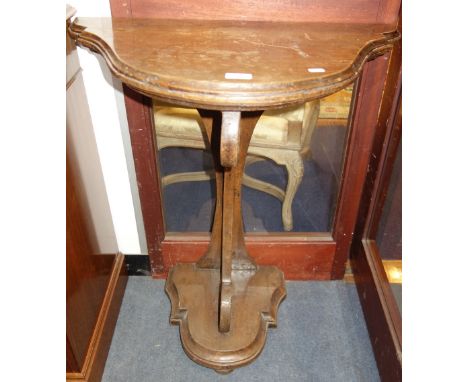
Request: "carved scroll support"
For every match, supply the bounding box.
[165,109,286,371]
[196,110,262,332]
[221,111,261,332]
[220,112,241,167]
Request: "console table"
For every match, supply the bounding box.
[68,17,398,373]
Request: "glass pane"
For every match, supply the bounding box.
[376,138,402,315]
[154,85,353,233]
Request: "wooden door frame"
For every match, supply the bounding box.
[349,20,402,380]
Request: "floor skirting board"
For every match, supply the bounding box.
[67,254,127,382]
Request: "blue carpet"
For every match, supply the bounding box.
[102,277,380,382]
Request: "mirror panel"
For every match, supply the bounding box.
[154,85,354,233]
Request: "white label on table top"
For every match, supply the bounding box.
[307,67,326,73]
[225,72,253,80]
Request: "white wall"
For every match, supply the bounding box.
[68,1,147,254]
[67,67,119,254]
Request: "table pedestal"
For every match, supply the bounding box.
[165,110,286,373]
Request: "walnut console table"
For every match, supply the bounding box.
[68,17,398,373]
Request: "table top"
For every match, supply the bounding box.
[69,17,399,110]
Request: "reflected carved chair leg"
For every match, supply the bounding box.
[283,153,304,231]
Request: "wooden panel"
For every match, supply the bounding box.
[249,240,335,280]
[86,255,127,382]
[66,158,115,371]
[67,337,80,373]
[161,234,335,280]
[67,157,128,380]
[67,255,128,382]
[123,85,165,274]
[350,15,402,379]
[110,0,400,25]
[353,241,402,381]
[366,49,402,243]
[69,18,399,110]
[331,53,391,279]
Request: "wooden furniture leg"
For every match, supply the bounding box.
[165,110,286,373]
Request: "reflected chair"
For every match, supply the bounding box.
[153,100,320,231]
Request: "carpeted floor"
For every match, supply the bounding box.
[102,277,380,382]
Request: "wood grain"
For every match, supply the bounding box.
[353,240,402,382]
[161,234,336,280]
[66,158,115,371]
[331,53,391,279]
[163,107,287,370]
[67,157,128,381]
[350,14,402,379]
[166,263,285,372]
[123,85,165,274]
[69,18,399,110]
[67,255,128,382]
[110,0,400,25]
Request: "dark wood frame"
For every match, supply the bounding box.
[350,18,402,380]
[113,0,401,280]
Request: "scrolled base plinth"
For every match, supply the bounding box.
[165,263,286,372]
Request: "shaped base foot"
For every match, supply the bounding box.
[165,263,286,372]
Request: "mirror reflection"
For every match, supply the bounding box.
[376,138,402,315]
[154,85,354,233]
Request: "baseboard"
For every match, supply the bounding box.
[67,253,127,382]
[158,235,336,280]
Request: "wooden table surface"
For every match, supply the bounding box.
[69,18,398,110]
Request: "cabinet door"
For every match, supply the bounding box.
[350,50,402,381]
